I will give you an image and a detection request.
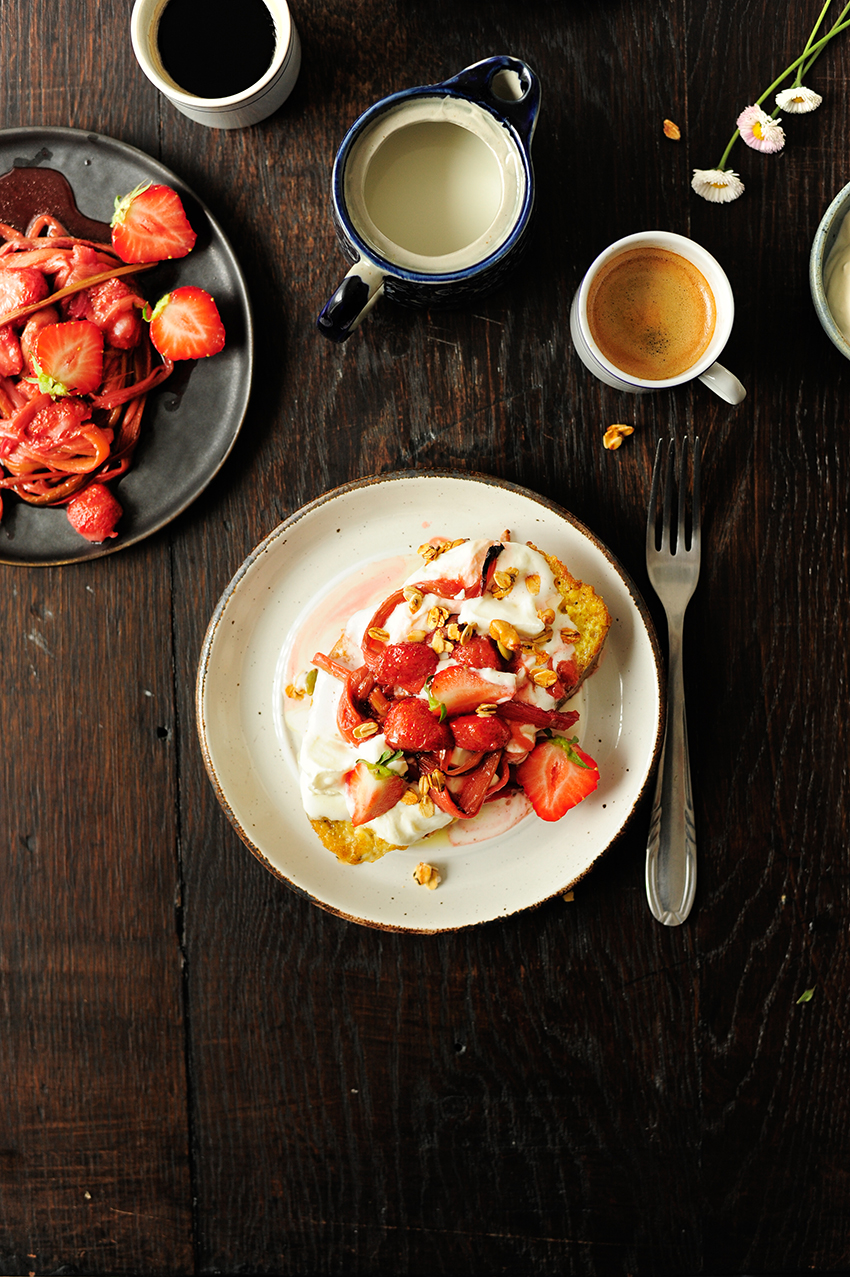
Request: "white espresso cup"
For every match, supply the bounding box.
[570,231,746,404]
[131,0,301,130]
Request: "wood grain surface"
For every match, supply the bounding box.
[1,0,848,1273]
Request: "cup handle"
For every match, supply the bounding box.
[440,55,540,149]
[316,261,385,343]
[698,361,746,404]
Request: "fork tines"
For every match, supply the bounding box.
[648,436,701,557]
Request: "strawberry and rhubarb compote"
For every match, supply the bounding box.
[298,535,610,865]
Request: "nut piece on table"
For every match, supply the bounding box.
[603,424,634,450]
[663,118,681,140]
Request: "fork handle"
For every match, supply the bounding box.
[645,618,696,925]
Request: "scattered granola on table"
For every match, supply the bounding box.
[603,424,634,450]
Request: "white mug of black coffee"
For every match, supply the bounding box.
[570,231,746,404]
[131,0,300,129]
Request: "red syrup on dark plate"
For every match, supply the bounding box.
[156,0,277,99]
[0,166,111,240]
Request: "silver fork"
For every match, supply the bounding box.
[645,436,701,926]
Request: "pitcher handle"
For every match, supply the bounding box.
[316,261,386,343]
[440,55,540,149]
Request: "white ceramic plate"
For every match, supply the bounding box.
[196,471,664,932]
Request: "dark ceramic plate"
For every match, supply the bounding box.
[0,126,253,565]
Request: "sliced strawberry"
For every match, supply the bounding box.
[383,697,454,752]
[452,635,503,670]
[32,320,103,395]
[515,735,599,822]
[344,756,406,826]
[148,286,225,360]
[65,483,122,543]
[110,183,197,263]
[429,664,513,717]
[371,641,438,693]
[449,713,511,753]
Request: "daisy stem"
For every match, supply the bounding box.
[716,13,850,168]
[793,0,835,85]
[800,0,850,79]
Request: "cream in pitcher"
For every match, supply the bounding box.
[317,56,539,342]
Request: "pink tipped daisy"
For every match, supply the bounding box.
[775,85,823,113]
[691,168,745,204]
[736,105,786,154]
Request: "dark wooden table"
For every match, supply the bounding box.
[2,1,848,1273]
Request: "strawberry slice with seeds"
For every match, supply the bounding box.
[428,664,513,717]
[148,286,225,360]
[516,735,599,821]
[110,182,197,263]
[32,320,103,395]
[344,755,407,826]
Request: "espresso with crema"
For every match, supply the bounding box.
[587,246,716,380]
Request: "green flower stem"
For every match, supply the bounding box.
[716,13,850,169]
[794,0,836,85]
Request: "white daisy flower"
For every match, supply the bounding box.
[736,105,786,154]
[691,168,745,204]
[775,85,823,113]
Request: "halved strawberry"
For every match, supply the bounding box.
[32,320,103,395]
[515,735,599,822]
[65,483,122,543]
[344,755,406,826]
[148,286,225,360]
[110,183,197,263]
[371,641,438,693]
[383,697,453,752]
[449,713,511,753]
[429,664,513,717]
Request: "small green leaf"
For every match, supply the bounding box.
[304,668,317,695]
[425,676,447,721]
[552,734,592,769]
[362,749,404,779]
[796,987,815,1004]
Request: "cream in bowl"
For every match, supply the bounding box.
[810,180,850,354]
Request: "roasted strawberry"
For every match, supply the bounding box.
[110,182,197,263]
[32,320,103,395]
[148,286,225,360]
[65,484,122,543]
[67,277,145,350]
[344,755,406,826]
[515,735,599,821]
[383,697,454,752]
[452,635,503,670]
[0,324,22,377]
[449,713,511,752]
[428,664,512,717]
[0,265,49,319]
[371,641,438,693]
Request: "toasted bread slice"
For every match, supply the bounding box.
[530,543,611,694]
[309,817,402,865]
